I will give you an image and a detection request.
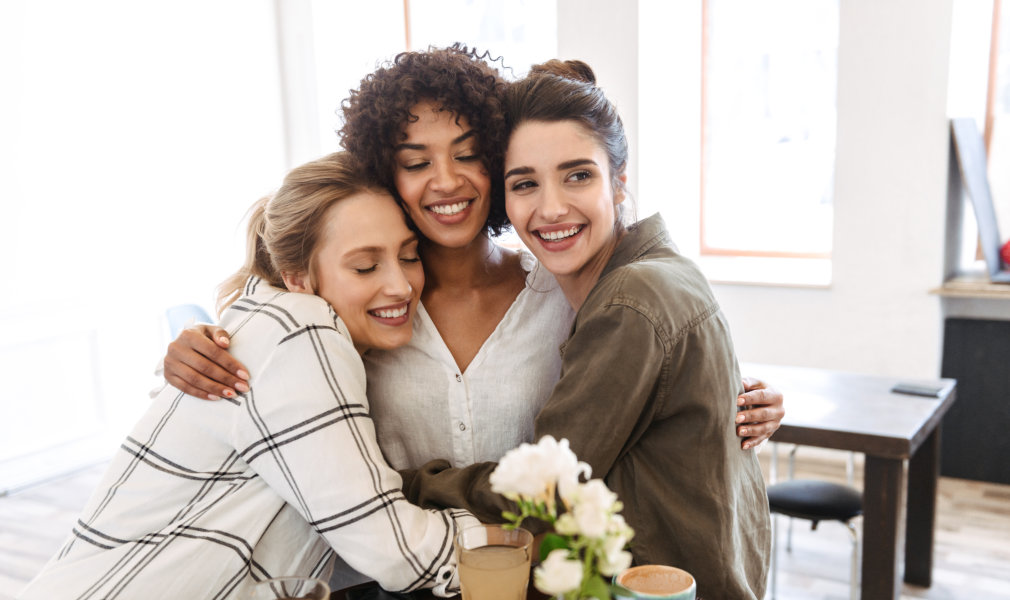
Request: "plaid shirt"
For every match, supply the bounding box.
[21,279,477,600]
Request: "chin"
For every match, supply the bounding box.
[373,333,413,352]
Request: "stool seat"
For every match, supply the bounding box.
[768,479,862,524]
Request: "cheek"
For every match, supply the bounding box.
[408,267,425,296]
[394,173,423,210]
[504,194,530,228]
[470,165,492,194]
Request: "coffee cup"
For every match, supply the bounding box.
[613,565,696,600]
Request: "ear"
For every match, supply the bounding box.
[281,270,312,294]
[613,174,628,205]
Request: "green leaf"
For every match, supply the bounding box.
[583,573,611,600]
[501,511,519,522]
[538,533,570,561]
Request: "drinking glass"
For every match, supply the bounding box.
[455,524,533,600]
[249,576,330,600]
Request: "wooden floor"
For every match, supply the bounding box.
[1,449,1008,599]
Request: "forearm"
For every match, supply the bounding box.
[399,460,523,526]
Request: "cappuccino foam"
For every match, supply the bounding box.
[619,565,693,595]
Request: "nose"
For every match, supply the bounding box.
[539,182,569,221]
[429,159,462,192]
[383,264,414,299]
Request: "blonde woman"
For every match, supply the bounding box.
[20,153,475,600]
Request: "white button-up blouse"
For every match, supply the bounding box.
[364,250,575,470]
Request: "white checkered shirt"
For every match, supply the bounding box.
[20,278,477,599]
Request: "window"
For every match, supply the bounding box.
[638,1,838,286]
[701,0,838,260]
[289,0,557,170]
[0,0,288,488]
[947,0,1010,274]
[407,0,557,77]
[987,0,1010,228]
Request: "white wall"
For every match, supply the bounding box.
[566,0,957,379]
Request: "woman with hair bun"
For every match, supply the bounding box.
[21,152,477,600]
[407,59,772,599]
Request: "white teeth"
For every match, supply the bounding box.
[429,201,469,216]
[372,305,408,319]
[537,226,582,241]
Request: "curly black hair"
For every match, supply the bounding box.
[338,43,511,236]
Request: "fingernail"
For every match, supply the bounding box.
[208,394,220,401]
[743,443,752,450]
[218,337,230,346]
[737,396,745,405]
[223,389,235,398]
[740,428,749,436]
[237,370,250,381]
[235,382,250,393]
[736,413,745,423]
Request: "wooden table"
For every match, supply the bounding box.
[744,363,958,600]
[330,580,550,599]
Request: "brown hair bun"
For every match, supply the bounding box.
[528,59,596,85]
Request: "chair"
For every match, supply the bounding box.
[767,444,863,600]
[165,304,214,339]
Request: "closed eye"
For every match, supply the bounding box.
[354,265,378,274]
[402,161,429,172]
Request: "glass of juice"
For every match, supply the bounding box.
[455,524,534,600]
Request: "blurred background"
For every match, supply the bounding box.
[1,0,1007,497]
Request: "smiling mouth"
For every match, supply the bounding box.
[537,225,584,241]
[369,304,409,319]
[427,199,473,216]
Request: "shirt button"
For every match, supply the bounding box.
[455,374,462,382]
[458,422,466,431]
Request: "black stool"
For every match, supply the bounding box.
[767,479,863,599]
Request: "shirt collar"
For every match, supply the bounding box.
[599,213,672,280]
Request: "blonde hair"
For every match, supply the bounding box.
[216,151,381,314]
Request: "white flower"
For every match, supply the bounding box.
[489,443,546,499]
[534,549,583,596]
[597,534,633,576]
[606,513,631,535]
[566,479,618,538]
[554,512,580,536]
[491,436,591,504]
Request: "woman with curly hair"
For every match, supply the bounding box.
[164,45,784,499]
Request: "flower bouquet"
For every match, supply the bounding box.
[489,436,634,600]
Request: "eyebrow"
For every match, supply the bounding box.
[394,129,477,152]
[504,158,599,180]
[344,235,419,258]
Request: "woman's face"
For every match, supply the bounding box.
[286,190,424,354]
[392,101,493,249]
[504,120,625,282]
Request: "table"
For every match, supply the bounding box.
[330,580,550,599]
[744,362,958,600]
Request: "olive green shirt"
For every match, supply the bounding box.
[402,214,770,599]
